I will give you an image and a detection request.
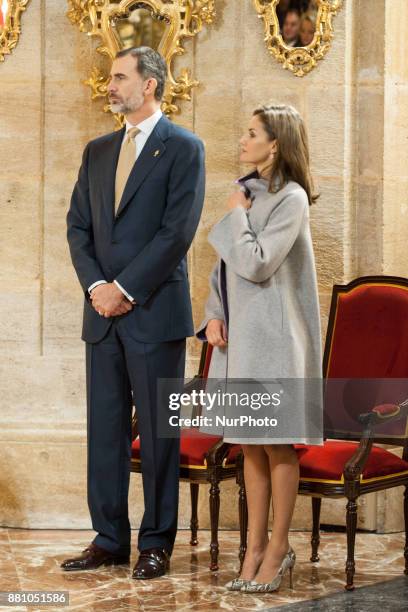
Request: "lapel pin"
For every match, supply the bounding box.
[154,150,160,157]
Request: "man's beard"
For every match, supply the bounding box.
[109,91,144,114]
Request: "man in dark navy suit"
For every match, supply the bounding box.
[62,47,205,579]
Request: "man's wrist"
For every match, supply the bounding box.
[113,280,136,304]
[88,280,107,295]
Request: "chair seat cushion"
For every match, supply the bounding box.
[295,440,408,484]
[132,427,241,469]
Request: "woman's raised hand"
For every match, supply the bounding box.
[205,319,228,347]
[227,189,251,211]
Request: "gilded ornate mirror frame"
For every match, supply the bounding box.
[253,0,343,76]
[67,0,216,123]
[0,0,30,62]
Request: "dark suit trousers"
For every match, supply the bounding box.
[85,315,185,556]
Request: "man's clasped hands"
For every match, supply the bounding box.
[90,283,135,318]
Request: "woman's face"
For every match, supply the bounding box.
[300,20,314,46]
[239,115,277,167]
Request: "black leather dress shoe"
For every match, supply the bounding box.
[132,547,170,579]
[60,543,130,571]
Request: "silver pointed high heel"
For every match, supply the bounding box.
[225,577,251,591]
[240,547,296,593]
[225,554,265,591]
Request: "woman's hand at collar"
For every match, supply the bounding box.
[227,188,252,211]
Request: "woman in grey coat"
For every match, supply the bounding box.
[196,103,323,594]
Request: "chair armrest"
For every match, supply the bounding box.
[205,439,233,467]
[343,437,373,482]
[183,374,205,394]
[183,375,207,419]
[358,399,408,428]
[343,398,408,483]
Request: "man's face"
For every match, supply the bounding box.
[283,12,301,43]
[107,55,145,115]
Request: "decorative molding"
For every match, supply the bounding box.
[0,0,30,62]
[253,0,343,77]
[67,0,216,123]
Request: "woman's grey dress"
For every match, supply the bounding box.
[196,174,323,445]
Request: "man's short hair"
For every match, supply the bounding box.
[285,8,301,19]
[115,46,167,101]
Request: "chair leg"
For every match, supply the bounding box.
[190,482,199,546]
[311,496,321,562]
[237,453,248,571]
[208,471,221,571]
[404,485,408,575]
[345,497,358,590]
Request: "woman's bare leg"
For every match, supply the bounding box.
[239,444,271,580]
[253,444,299,583]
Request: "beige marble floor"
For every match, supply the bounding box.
[0,528,406,611]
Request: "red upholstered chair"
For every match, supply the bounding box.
[236,276,408,590]
[130,342,247,571]
[298,275,408,589]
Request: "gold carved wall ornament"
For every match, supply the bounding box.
[0,0,30,62]
[253,0,343,77]
[66,0,216,123]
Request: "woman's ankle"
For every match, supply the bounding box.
[247,535,269,555]
[264,537,290,558]
[240,550,266,580]
[246,540,269,556]
[270,536,290,549]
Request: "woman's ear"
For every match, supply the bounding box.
[270,139,278,155]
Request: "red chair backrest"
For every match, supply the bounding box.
[323,277,408,442]
[325,279,408,378]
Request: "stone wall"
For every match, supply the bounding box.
[1,0,407,533]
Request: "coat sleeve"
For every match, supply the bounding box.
[66,143,106,298]
[195,260,225,341]
[208,188,308,283]
[114,137,206,306]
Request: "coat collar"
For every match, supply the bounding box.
[237,170,282,194]
[236,170,260,185]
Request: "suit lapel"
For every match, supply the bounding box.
[115,117,170,219]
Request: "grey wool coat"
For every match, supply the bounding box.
[196,173,323,445]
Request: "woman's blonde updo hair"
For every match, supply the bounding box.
[253,103,319,205]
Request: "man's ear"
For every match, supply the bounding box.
[144,77,158,97]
